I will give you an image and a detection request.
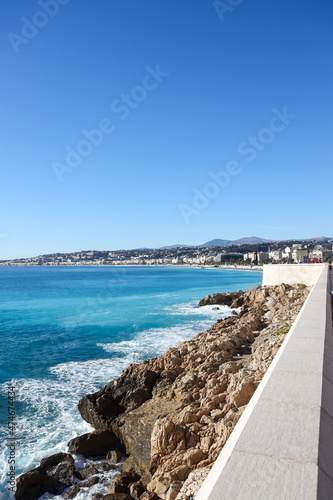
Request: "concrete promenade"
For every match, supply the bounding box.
[196,264,333,500]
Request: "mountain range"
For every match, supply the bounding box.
[159,236,331,249]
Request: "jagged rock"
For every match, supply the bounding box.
[107,449,123,463]
[39,453,73,469]
[102,495,133,500]
[165,481,183,500]
[107,471,141,494]
[75,461,114,480]
[15,453,76,500]
[15,468,49,500]
[63,476,100,500]
[114,398,178,477]
[78,366,160,429]
[150,418,185,470]
[63,484,81,500]
[108,482,129,494]
[68,430,122,457]
[175,469,209,500]
[140,492,159,500]
[147,475,174,498]
[129,480,145,499]
[197,290,243,307]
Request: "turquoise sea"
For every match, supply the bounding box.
[0,266,262,499]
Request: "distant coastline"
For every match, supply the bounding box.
[2,237,331,268]
[0,263,263,272]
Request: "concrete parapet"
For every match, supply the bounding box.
[196,264,333,500]
[262,263,326,286]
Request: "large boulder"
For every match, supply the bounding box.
[15,468,49,500]
[67,429,122,457]
[114,398,178,477]
[107,471,140,495]
[197,290,243,307]
[15,453,75,500]
[78,366,160,429]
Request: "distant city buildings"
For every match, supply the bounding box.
[243,244,332,264]
[1,240,332,267]
[243,252,269,263]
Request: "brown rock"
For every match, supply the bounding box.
[108,482,129,494]
[15,452,77,500]
[165,481,183,500]
[108,471,141,494]
[147,474,172,497]
[39,453,74,469]
[150,418,185,469]
[107,449,123,463]
[78,366,160,429]
[15,468,48,500]
[67,430,122,457]
[115,398,178,476]
[102,495,133,500]
[231,379,257,408]
[129,480,145,499]
[63,476,100,500]
[75,461,114,480]
[140,493,159,500]
[198,291,243,307]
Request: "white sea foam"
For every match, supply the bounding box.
[99,302,235,360]
[164,300,233,317]
[0,358,126,490]
[39,466,121,500]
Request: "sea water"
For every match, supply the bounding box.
[0,266,262,499]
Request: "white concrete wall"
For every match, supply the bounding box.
[196,264,333,500]
[262,263,326,286]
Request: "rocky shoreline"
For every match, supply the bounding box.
[15,283,309,500]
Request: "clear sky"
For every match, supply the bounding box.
[1,0,332,259]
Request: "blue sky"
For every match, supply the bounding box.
[1,0,332,259]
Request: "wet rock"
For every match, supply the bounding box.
[15,453,76,500]
[198,290,243,307]
[15,468,49,500]
[102,495,133,500]
[63,484,81,500]
[107,449,123,463]
[75,461,114,480]
[79,366,160,429]
[107,471,141,494]
[63,476,99,500]
[68,430,122,457]
[39,452,74,469]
